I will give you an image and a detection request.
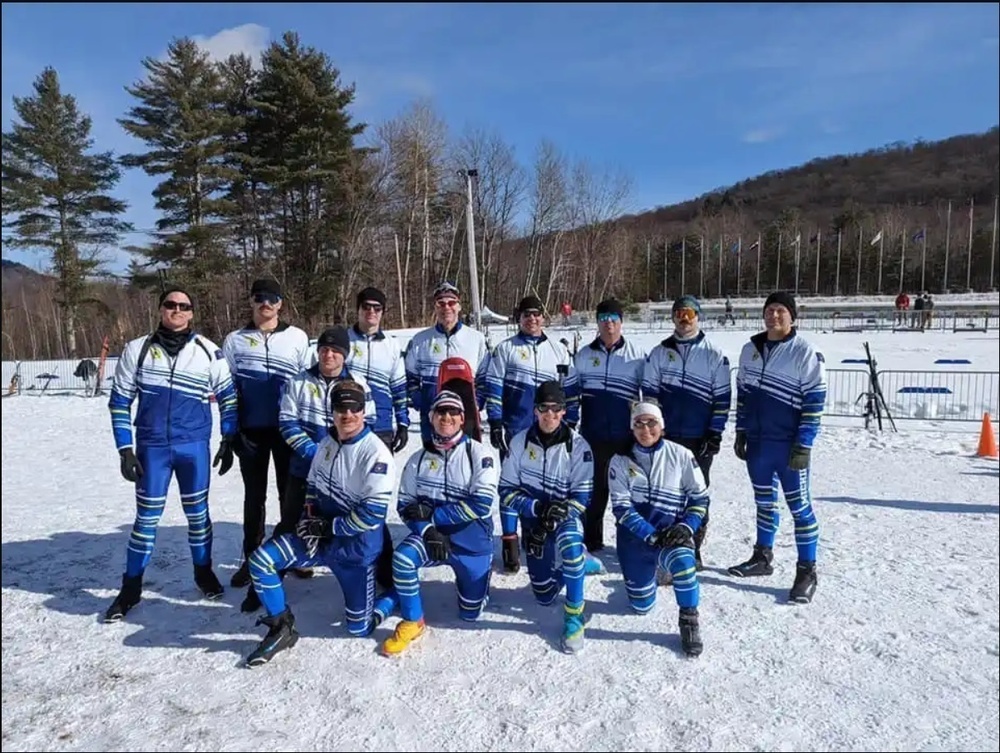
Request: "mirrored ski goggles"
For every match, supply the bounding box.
[535,402,566,414]
[597,313,621,323]
[673,307,698,321]
[633,417,659,429]
[252,292,281,305]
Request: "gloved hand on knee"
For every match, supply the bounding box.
[501,534,520,573]
[526,526,548,559]
[400,500,434,523]
[423,526,451,561]
[296,516,332,558]
[734,431,748,460]
[535,499,570,531]
[660,522,694,549]
[119,448,143,483]
[788,444,811,471]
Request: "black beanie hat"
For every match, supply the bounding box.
[535,380,566,406]
[764,291,797,321]
[158,287,193,307]
[250,278,282,298]
[356,287,387,309]
[317,325,351,356]
[516,295,545,316]
[595,298,624,319]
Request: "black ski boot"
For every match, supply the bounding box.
[246,608,299,667]
[789,561,817,604]
[230,560,251,588]
[241,585,262,613]
[194,562,224,599]
[679,607,703,657]
[727,544,774,577]
[104,574,142,622]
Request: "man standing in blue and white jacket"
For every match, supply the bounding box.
[728,291,826,605]
[223,278,312,588]
[573,298,647,555]
[105,287,239,623]
[404,282,489,443]
[346,286,410,453]
[642,295,731,570]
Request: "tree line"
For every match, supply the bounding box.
[2,29,998,360]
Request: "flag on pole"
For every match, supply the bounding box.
[870,230,883,246]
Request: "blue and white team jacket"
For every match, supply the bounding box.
[735,330,827,448]
[305,426,396,566]
[642,332,732,440]
[346,325,409,434]
[609,439,710,545]
[404,323,490,433]
[108,332,239,451]
[485,333,580,433]
[223,321,312,430]
[498,424,594,521]
[278,365,377,478]
[397,436,499,557]
[574,336,647,447]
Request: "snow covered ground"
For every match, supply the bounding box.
[2,329,998,752]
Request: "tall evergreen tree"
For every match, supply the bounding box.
[118,38,236,324]
[251,31,366,317]
[2,66,131,357]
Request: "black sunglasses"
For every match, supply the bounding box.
[252,293,281,305]
[333,405,364,414]
[535,403,565,414]
[162,300,193,312]
[433,407,463,417]
[360,302,383,312]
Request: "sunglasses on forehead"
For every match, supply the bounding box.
[162,300,193,311]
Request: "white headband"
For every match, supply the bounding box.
[631,401,663,425]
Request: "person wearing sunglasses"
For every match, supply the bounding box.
[346,287,410,455]
[573,298,647,557]
[222,278,312,590]
[404,281,489,444]
[608,401,708,657]
[243,380,399,666]
[728,291,826,605]
[497,381,596,653]
[381,390,499,656]
[222,326,380,613]
[485,295,580,573]
[104,287,240,622]
[642,295,731,576]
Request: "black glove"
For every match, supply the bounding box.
[659,522,695,549]
[230,432,259,460]
[526,526,548,559]
[119,448,143,483]
[391,424,409,453]
[423,527,451,561]
[489,422,509,455]
[734,431,748,461]
[400,501,434,524]
[788,444,811,471]
[213,436,235,476]
[536,500,570,532]
[501,534,520,573]
[296,515,333,558]
[698,432,722,459]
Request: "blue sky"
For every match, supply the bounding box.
[2,2,998,273]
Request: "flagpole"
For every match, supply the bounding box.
[793,231,800,294]
[646,239,651,301]
[920,227,927,292]
[991,195,998,291]
[899,229,907,293]
[681,236,686,294]
[877,229,884,294]
[856,225,863,294]
[835,228,842,295]
[966,198,975,291]
[718,235,723,298]
[944,200,952,291]
[663,239,668,300]
[737,235,743,297]
[699,235,705,298]
[814,229,822,295]
[775,233,782,290]
[755,232,761,297]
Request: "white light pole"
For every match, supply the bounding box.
[461,169,483,330]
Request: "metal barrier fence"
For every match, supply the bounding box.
[3,358,996,426]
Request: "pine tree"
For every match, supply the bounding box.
[251,31,366,318]
[118,38,236,323]
[2,66,131,358]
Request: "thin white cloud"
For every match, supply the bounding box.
[190,23,271,65]
[742,127,783,145]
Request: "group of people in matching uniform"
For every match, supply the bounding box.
[104,278,827,665]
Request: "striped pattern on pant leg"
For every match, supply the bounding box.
[249,534,317,616]
[782,467,819,562]
[660,545,699,609]
[393,533,429,622]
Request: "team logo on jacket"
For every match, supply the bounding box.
[371,462,388,475]
[482,457,494,469]
[245,336,260,347]
[519,348,529,360]
[668,351,676,362]
[428,458,440,472]
[214,350,224,360]
[752,351,759,361]
[353,344,363,358]
[308,384,320,398]
[628,465,638,478]
[591,357,601,367]
[151,348,162,360]
[527,448,538,461]
[432,342,441,354]
[583,450,593,462]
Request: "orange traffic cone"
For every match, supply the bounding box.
[976,413,998,458]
